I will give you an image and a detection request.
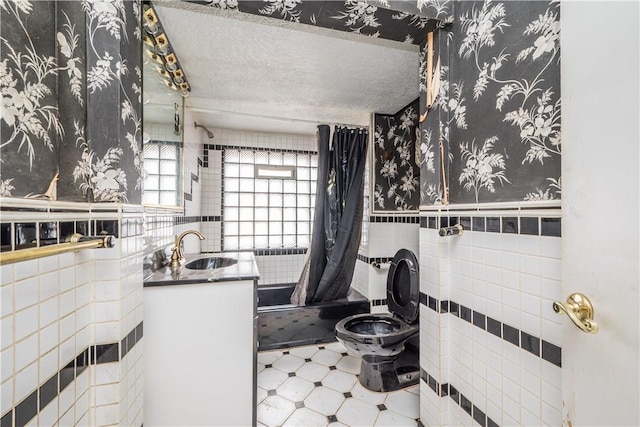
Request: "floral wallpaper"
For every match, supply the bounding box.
[373,99,420,212]
[1,0,143,204]
[182,0,452,44]
[419,0,561,205]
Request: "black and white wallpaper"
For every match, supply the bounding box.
[1,0,143,204]
[182,0,452,44]
[373,99,420,212]
[419,0,561,205]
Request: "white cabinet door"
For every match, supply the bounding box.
[144,280,255,426]
[561,2,639,425]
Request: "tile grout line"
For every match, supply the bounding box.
[419,292,561,367]
[1,321,144,427]
[420,367,499,427]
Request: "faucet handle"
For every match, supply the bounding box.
[168,246,182,268]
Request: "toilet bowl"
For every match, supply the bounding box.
[335,248,420,392]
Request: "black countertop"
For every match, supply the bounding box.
[143,252,260,287]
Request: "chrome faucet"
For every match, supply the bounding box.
[169,230,205,268]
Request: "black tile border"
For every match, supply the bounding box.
[419,292,561,368]
[202,143,317,167]
[419,215,561,237]
[172,216,202,225]
[421,367,500,427]
[368,216,420,224]
[252,248,308,256]
[1,219,128,252]
[356,254,394,265]
[1,321,143,427]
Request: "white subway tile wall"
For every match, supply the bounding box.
[353,220,420,305]
[418,209,563,427]
[255,254,306,286]
[0,202,144,427]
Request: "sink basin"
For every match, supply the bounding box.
[184,257,238,270]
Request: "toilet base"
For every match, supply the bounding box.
[357,339,419,393]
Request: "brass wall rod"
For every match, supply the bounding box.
[0,235,116,266]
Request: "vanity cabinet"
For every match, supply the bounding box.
[144,278,257,426]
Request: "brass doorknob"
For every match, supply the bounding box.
[553,293,598,334]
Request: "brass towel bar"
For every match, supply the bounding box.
[0,234,116,265]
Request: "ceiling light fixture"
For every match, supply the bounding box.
[142,2,191,98]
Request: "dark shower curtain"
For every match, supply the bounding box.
[291,125,368,305]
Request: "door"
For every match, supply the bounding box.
[561,2,639,425]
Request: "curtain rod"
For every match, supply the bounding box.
[186,107,369,129]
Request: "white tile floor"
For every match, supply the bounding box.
[257,342,420,427]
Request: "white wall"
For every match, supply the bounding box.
[0,201,144,427]
[419,206,563,426]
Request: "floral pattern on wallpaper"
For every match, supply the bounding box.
[0,0,142,203]
[370,0,453,23]
[373,99,420,211]
[419,0,561,205]
[81,0,142,202]
[1,1,61,197]
[184,0,444,44]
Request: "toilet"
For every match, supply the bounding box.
[335,249,420,392]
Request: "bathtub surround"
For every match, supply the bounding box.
[0,200,144,427]
[198,128,316,285]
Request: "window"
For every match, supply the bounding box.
[143,141,181,205]
[222,148,317,251]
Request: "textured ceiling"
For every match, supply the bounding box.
[152,3,420,135]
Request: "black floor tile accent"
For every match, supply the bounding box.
[377,404,387,411]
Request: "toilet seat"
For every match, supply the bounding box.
[386,248,419,324]
[334,248,421,391]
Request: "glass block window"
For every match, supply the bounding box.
[223,148,317,251]
[143,141,181,205]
